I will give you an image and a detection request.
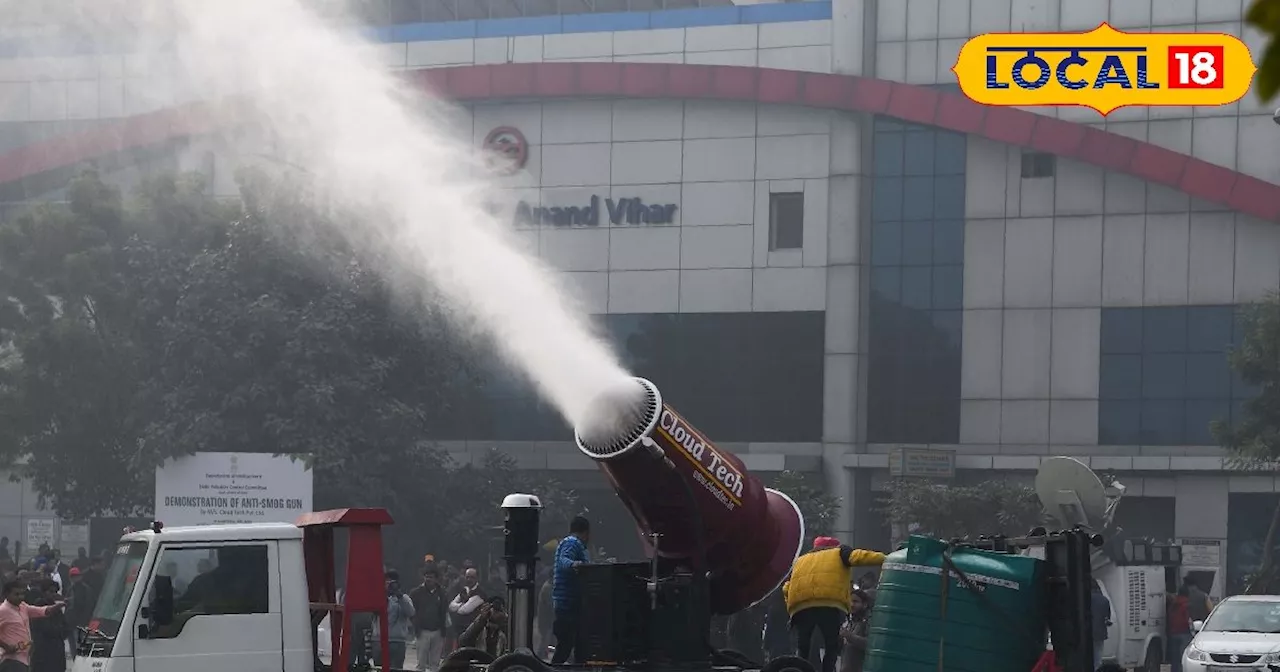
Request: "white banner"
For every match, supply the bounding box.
[155,452,313,527]
[25,518,55,552]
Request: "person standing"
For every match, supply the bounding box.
[550,516,591,665]
[29,582,66,672]
[839,589,873,672]
[782,537,885,672]
[448,568,486,650]
[0,579,65,672]
[1091,579,1112,672]
[409,567,448,672]
[64,570,90,661]
[373,571,415,670]
[1184,576,1213,625]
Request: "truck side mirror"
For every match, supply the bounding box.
[1191,620,1204,633]
[150,575,175,627]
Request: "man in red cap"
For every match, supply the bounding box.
[65,567,92,658]
[782,537,884,672]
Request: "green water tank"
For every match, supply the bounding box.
[863,535,1046,672]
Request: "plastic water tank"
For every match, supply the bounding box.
[863,535,1046,672]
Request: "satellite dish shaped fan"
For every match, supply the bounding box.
[1035,457,1110,531]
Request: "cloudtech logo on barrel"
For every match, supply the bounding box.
[953,23,1256,114]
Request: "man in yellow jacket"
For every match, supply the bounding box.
[781,537,885,672]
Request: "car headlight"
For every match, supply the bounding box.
[1265,652,1280,664]
[1185,644,1208,662]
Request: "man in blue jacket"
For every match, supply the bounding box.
[550,516,591,664]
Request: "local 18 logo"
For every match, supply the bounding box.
[953,23,1256,115]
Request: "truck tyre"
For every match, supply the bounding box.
[1138,641,1162,672]
[714,648,759,668]
[440,647,496,672]
[486,651,547,672]
[761,654,816,672]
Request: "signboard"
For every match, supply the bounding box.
[58,523,89,554]
[514,195,677,227]
[25,518,55,552]
[1180,539,1222,568]
[155,452,313,527]
[888,447,956,478]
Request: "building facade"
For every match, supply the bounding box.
[0,0,1277,588]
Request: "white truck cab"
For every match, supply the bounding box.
[72,522,315,672]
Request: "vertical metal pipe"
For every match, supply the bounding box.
[501,494,543,652]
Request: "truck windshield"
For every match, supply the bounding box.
[89,541,148,637]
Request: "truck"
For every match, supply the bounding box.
[75,521,318,672]
[72,377,1107,672]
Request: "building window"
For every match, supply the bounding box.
[1098,305,1255,446]
[768,192,804,250]
[1020,151,1055,179]
[867,120,967,444]
[443,311,826,443]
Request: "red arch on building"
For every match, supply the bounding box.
[0,62,1276,221]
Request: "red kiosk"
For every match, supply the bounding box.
[296,508,396,672]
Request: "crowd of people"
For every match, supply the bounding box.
[0,539,107,672]
[364,515,593,672]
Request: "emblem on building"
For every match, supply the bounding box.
[482,126,528,175]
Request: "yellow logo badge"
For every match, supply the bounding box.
[953,23,1256,115]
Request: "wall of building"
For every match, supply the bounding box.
[852,0,1280,589]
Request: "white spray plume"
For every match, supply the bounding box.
[76,0,632,429]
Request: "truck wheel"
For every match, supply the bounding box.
[761,654,816,672]
[487,651,547,672]
[440,647,496,672]
[1139,641,1162,672]
[714,649,759,668]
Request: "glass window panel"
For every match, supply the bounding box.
[869,304,902,353]
[871,220,902,266]
[1099,400,1142,445]
[875,117,904,133]
[932,265,964,310]
[1143,307,1188,353]
[1141,400,1185,445]
[935,132,967,175]
[901,221,933,265]
[931,310,963,352]
[932,219,965,265]
[871,267,901,302]
[873,132,904,176]
[1185,352,1231,399]
[872,177,904,222]
[1187,305,1235,352]
[934,175,966,217]
[1184,399,1230,446]
[1141,353,1186,399]
[1233,310,1252,349]
[901,176,935,221]
[1099,354,1142,399]
[903,131,936,176]
[1101,308,1143,354]
[901,267,932,310]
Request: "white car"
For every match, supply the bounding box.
[1184,595,1280,671]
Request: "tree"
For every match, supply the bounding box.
[1213,294,1280,593]
[0,170,234,517]
[879,478,1043,541]
[1250,0,1280,102]
[427,448,579,566]
[768,470,842,538]
[0,168,538,571]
